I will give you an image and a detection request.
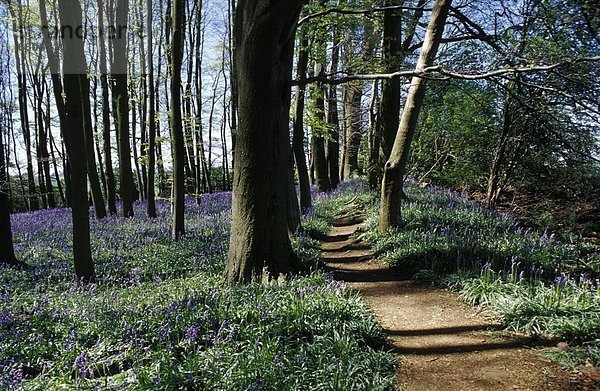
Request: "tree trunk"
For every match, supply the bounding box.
[171,0,186,239]
[342,81,363,177]
[326,34,340,189]
[0,119,19,266]
[287,144,301,235]
[486,96,514,207]
[367,80,381,190]
[82,74,107,219]
[39,0,70,207]
[137,5,149,200]
[34,76,56,208]
[58,0,96,283]
[312,65,331,192]
[228,0,238,173]
[224,0,306,285]
[111,0,136,217]
[193,4,212,195]
[292,37,312,212]
[146,0,157,217]
[380,0,403,162]
[96,0,117,214]
[380,0,451,233]
[130,86,143,199]
[155,4,168,198]
[9,2,38,211]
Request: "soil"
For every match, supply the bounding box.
[321,218,599,391]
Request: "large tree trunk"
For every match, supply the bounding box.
[380,0,451,233]
[171,0,186,239]
[378,0,425,182]
[58,0,96,283]
[292,37,312,212]
[111,0,136,217]
[380,0,403,163]
[224,0,306,285]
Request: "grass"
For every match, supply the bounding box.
[357,180,600,369]
[1,187,396,390]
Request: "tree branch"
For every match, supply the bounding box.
[297,5,432,26]
[292,56,600,86]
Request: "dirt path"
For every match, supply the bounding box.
[321,218,589,391]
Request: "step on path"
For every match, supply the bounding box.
[321,214,590,391]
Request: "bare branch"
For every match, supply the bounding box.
[292,56,600,86]
[297,5,432,26]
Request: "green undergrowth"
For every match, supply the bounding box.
[355,180,600,369]
[1,193,397,390]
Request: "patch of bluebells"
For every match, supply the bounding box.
[354,179,599,367]
[1,187,396,389]
[364,180,596,283]
[8,193,232,290]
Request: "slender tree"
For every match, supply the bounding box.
[146,0,157,217]
[224,0,306,284]
[58,0,96,282]
[380,0,452,232]
[111,0,136,217]
[367,79,381,189]
[96,0,117,214]
[82,73,107,219]
[311,63,331,192]
[292,36,312,212]
[325,34,340,189]
[8,1,38,211]
[170,0,185,239]
[39,0,71,207]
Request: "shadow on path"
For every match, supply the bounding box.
[320,214,578,391]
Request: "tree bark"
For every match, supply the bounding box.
[146,0,157,217]
[111,0,136,217]
[39,0,70,207]
[292,37,312,212]
[342,81,363,177]
[380,0,451,233]
[0,118,19,266]
[380,0,403,162]
[326,34,340,189]
[97,0,117,214]
[9,1,38,211]
[367,80,381,189]
[58,0,96,282]
[224,0,306,285]
[312,64,331,192]
[171,0,186,239]
[82,74,107,219]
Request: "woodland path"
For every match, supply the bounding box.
[320,212,589,391]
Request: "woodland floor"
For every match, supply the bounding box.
[321,216,597,391]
